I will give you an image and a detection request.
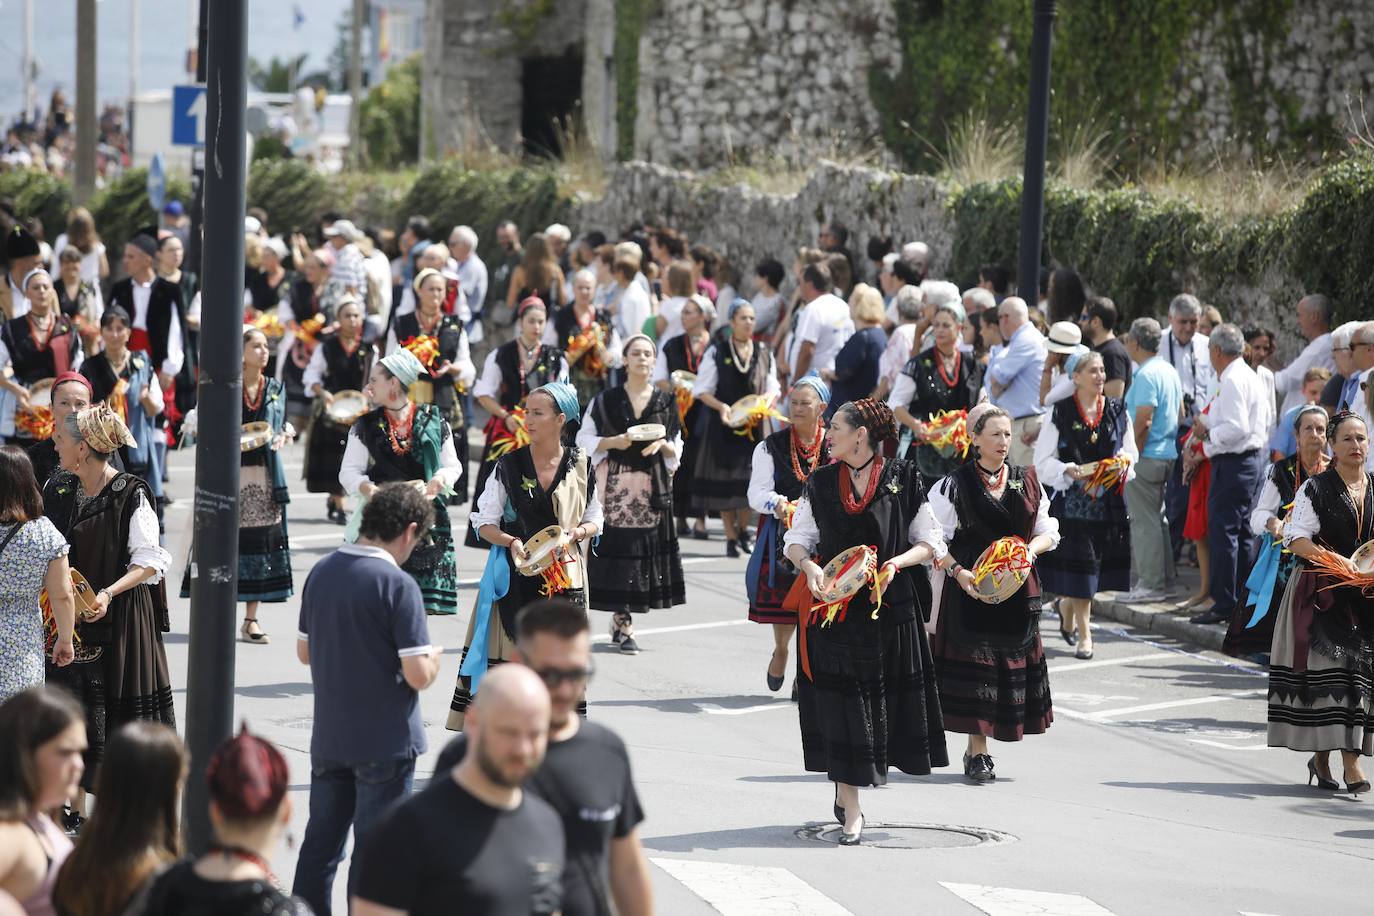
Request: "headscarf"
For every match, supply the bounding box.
[517,295,548,319]
[689,293,717,326]
[1292,404,1328,434]
[380,348,425,388]
[790,371,830,405]
[21,267,50,291]
[1328,408,1364,442]
[205,725,289,820]
[52,371,93,398]
[966,399,1007,437]
[74,403,137,454]
[621,333,656,356]
[934,300,967,326]
[412,267,444,295]
[531,381,581,424]
[727,297,751,321]
[1063,344,1094,376]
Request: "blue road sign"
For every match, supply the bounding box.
[172,85,208,146]
[147,152,167,211]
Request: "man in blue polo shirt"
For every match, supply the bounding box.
[1122,318,1183,601]
[293,483,446,916]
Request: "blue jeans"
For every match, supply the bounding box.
[1206,449,1262,613]
[291,755,416,916]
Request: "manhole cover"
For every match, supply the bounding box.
[795,822,1017,849]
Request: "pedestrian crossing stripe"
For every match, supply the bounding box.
[940,882,1116,915]
[651,857,852,915]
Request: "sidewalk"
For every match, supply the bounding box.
[1089,564,1230,651]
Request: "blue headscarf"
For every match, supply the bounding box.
[728,297,751,320]
[531,381,582,425]
[790,371,830,404]
[1063,344,1093,376]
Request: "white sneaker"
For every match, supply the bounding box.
[1118,587,1166,603]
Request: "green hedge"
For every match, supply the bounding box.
[396,160,571,251]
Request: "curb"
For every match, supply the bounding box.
[1090,594,1226,651]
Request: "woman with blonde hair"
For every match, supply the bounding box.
[824,283,887,417]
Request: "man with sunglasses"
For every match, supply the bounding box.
[436,599,653,916]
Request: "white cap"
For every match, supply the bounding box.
[244,216,262,234]
[324,219,361,241]
[263,237,289,260]
[544,223,571,242]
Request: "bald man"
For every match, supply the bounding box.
[352,665,565,916]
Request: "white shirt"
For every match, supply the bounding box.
[472,350,570,401]
[128,276,185,377]
[126,489,173,582]
[468,460,604,533]
[1250,470,1288,537]
[301,341,380,394]
[879,324,918,392]
[1285,478,1324,546]
[1272,332,1335,417]
[614,282,652,342]
[691,344,783,401]
[1203,358,1273,458]
[787,293,854,376]
[1356,368,1374,471]
[575,396,683,473]
[5,274,30,318]
[1163,330,1214,423]
[751,291,786,339]
[1255,364,1277,442]
[783,491,947,560]
[1032,406,1139,492]
[338,420,464,495]
[394,274,470,323]
[927,473,1062,560]
[658,296,687,341]
[52,235,105,286]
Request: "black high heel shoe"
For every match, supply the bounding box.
[1346,778,1371,796]
[766,650,786,692]
[1054,598,1077,646]
[838,814,864,846]
[1307,757,1338,791]
[727,539,740,558]
[832,785,844,824]
[737,531,753,554]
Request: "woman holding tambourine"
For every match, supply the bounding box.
[783,398,947,847]
[303,297,375,524]
[929,402,1060,785]
[447,381,602,731]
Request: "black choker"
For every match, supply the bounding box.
[844,452,878,473]
[976,461,1004,477]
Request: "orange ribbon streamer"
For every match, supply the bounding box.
[675,386,694,434]
[732,397,787,438]
[922,409,970,457]
[565,326,607,377]
[972,536,1033,590]
[16,405,53,440]
[401,334,442,371]
[1306,547,1374,596]
[1083,454,1131,499]
[538,554,574,597]
[486,406,530,461]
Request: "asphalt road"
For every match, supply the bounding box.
[159,440,1369,915]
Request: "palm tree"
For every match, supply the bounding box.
[248,54,311,93]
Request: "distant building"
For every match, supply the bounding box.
[369,0,425,86]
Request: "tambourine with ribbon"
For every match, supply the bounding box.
[806,545,898,628]
[486,406,530,461]
[516,525,576,597]
[969,536,1033,604]
[16,378,54,440]
[921,408,970,458]
[727,393,786,437]
[1080,454,1131,499]
[40,569,104,662]
[1306,541,1374,596]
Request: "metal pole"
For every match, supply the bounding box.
[21,0,34,124]
[183,0,248,855]
[73,0,97,203]
[188,0,208,285]
[128,0,139,154]
[1016,0,1057,303]
[348,0,366,168]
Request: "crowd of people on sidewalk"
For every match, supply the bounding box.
[0,201,1371,912]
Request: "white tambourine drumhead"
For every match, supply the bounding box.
[327,389,368,424]
[239,421,271,452]
[626,423,666,442]
[1352,540,1374,574]
[670,370,696,391]
[516,525,567,577]
[726,393,771,428]
[26,378,53,410]
[818,545,875,604]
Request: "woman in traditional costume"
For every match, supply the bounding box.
[890,300,976,486]
[0,268,83,445]
[81,306,164,507]
[578,334,685,655]
[783,398,947,846]
[277,248,333,432]
[1225,405,1328,660]
[339,348,463,614]
[468,296,568,547]
[654,295,713,540]
[1268,410,1373,795]
[930,402,1060,783]
[747,374,830,694]
[546,268,620,410]
[389,268,476,503]
[692,299,781,557]
[182,328,295,644]
[1033,350,1137,659]
[447,382,602,729]
[303,297,375,524]
[46,403,175,792]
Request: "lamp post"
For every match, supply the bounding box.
[1017,0,1057,302]
[183,0,248,854]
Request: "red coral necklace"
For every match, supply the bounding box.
[840,455,884,514]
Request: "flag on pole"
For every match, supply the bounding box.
[292,5,305,30]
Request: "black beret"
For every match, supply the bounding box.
[5,224,39,260]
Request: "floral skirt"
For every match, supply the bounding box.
[588,464,685,614]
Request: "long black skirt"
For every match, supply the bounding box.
[303,407,350,495]
[587,514,686,613]
[691,412,756,512]
[799,607,948,786]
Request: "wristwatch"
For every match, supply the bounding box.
[97,588,113,603]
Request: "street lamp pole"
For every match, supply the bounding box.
[183,0,248,854]
[1017,0,1057,303]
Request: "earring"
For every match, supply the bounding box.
[285,829,296,850]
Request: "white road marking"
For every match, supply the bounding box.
[697,701,793,716]
[591,619,749,644]
[290,532,349,545]
[652,857,852,915]
[1053,693,1140,707]
[1187,739,1271,751]
[941,881,1116,915]
[1087,689,1267,719]
[1046,652,1175,673]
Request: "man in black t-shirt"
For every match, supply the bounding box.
[436,599,653,916]
[351,665,563,916]
[1080,295,1133,399]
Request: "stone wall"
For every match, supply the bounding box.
[573,160,950,285]
[632,0,902,166]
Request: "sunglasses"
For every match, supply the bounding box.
[533,664,595,688]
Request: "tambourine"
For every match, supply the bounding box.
[40,568,102,621]
[670,370,696,391]
[326,389,368,425]
[726,393,776,429]
[27,378,53,410]
[626,423,666,442]
[516,525,569,577]
[969,536,1032,604]
[816,545,877,605]
[240,421,272,452]
[1352,540,1374,575]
